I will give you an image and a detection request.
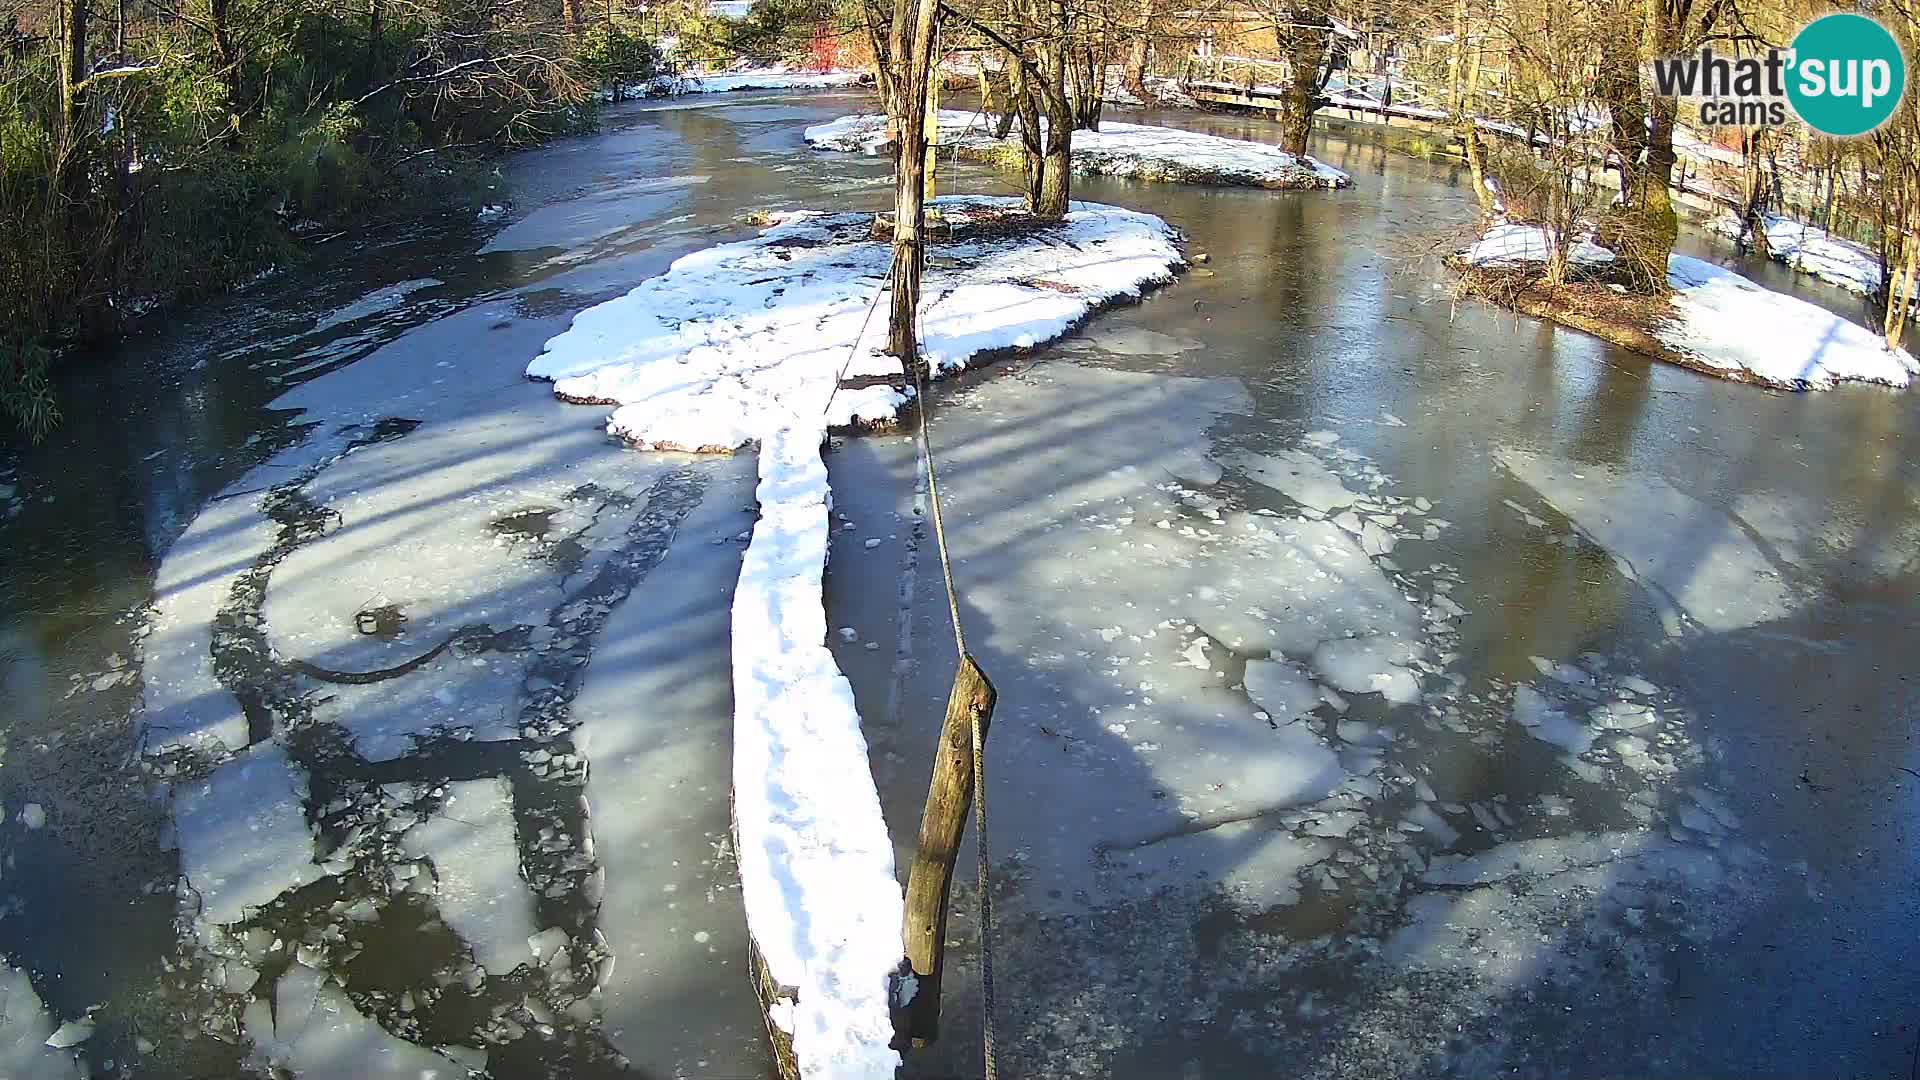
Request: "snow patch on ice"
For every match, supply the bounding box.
[673,67,865,94]
[1461,222,1616,269]
[533,206,1183,1075]
[1662,255,1917,389]
[1460,223,1916,389]
[1709,211,1911,304]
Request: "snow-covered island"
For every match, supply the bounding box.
[805,110,1351,190]
[526,196,1184,1079]
[673,66,867,94]
[1456,222,1918,391]
[597,66,868,101]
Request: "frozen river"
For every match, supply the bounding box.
[2,89,1917,1078]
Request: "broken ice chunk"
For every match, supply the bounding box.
[1243,659,1320,723]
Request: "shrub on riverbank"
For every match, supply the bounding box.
[0,0,597,439]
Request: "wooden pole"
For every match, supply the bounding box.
[897,654,996,1044]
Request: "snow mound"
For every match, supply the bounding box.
[1461,222,1616,269]
[805,111,1350,189]
[528,196,1184,450]
[1662,255,1918,389]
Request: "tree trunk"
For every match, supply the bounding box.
[1460,34,1492,216]
[207,0,243,120]
[1037,121,1071,216]
[1629,0,1678,286]
[1884,234,1914,351]
[1034,2,1072,219]
[366,0,384,92]
[1072,47,1103,130]
[1635,93,1678,287]
[1446,0,1465,115]
[1275,0,1328,158]
[864,0,896,115]
[1124,0,1154,96]
[1596,19,1647,207]
[884,0,941,365]
[1740,129,1772,259]
[59,0,86,130]
[1011,58,1044,208]
[978,67,1013,139]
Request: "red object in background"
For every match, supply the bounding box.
[808,27,838,73]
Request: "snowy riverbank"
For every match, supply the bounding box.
[597,66,867,101]
[1459,222,1918,390]
[528,196,1184,1078]
[1708,211,1914,309]
[805,110,1350,189]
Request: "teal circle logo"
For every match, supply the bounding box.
[1787,13,1906,136]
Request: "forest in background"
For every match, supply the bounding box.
[6,0,1920,437]
[0,0,846,436]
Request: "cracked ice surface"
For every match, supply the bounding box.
[569,455,767,1075]
[874,363,1452,909]
[399,779,535,977]
[244,963,466,1079]
[0,962,83,1079]
[877,358,1771,1080]
[174,743,322,934]
[256,415,678,759]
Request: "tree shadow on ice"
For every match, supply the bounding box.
[836,337,1918,1078]
[135,392,774,1078]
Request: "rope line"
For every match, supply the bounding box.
[906,214,996,1080]
[970,670,997,1080]
[819,265,895,421]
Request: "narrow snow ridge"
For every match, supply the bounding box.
[732,426,903,1080]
